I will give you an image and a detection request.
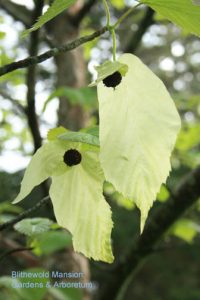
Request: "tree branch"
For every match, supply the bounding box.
[0,247,34,262]
[0,235,39,265]
[124,7,155,53]
[25,1,44,151]
[0,27,108,77]
[0,196,50,231]
[0,90,26,115]
[71,0,98,26]
[0,0,31,27]
[97,165,200,300]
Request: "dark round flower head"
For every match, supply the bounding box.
[63,149,82,166]
[103,71,122,88]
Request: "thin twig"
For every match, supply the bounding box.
[0,27,108,77]
[0,90,26,115]
[0,0,31,27]
[0,235,39,265]
[0,247,34,262]
[124,7,155,53]
[113,3,141,29]
[0,2,144,77]
[0,196,50,231]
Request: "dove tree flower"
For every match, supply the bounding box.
[11,0,183,255]
[13,53,181,263]
[13,127,114,263]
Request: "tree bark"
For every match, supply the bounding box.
[46,2,88,129]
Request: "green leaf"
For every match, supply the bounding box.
[0,201,23,214]
[81,126,99,138]
[15,268,48,300]
[171,218,200,243]
[22,0,76,37]
[141,0,200,36]
[47,127,100,147]
[89,60,128,87]
[0,268,49,300]
[49,149,114,263]
[58,131,100,147]
[49,287,82,300]
[31,231,72,255]
[0,276,16,289]
[14,218,53,236]
[47,126,68,141]
[98,53,181,232]
[43,87,97,112]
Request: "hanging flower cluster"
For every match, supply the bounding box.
[13,54,181,263]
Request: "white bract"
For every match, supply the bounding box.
[97,53,181,231]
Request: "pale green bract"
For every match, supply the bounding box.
[141,0,200,36]
[22,0,76,37]
[89,60,128,87]
[59,131,100,147]
[97,53,181,232]
[12,130,113,263]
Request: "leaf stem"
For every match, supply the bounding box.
[102,0,117,61]
[103,1,142,61]
[111,29,117,61]
[103,0,111,27]
[0,27,108,77]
